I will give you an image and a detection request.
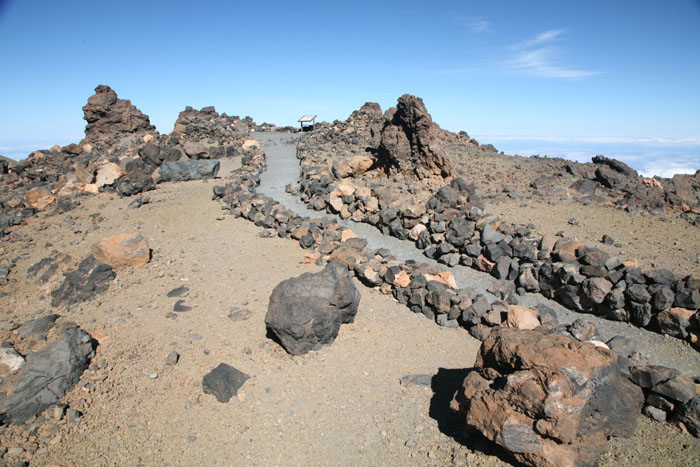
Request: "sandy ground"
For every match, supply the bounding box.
[0,157,699,466]
[485,198,700,278]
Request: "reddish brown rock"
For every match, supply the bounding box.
[90,232,150,270]
[451,328,643,467]
[25,187,56,211]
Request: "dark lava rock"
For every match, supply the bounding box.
[154,160,220,183]
[16,314,61,340]
[115,169,156,197]
[0,326,94,424]
[81,85,156,148]
[265,261,360,355]
[375,94,452,179]
[51,255,115,307]
[166,286,189,298]
[450,327,643,467]
[202,363,249,403]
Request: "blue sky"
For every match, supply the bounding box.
[1,0,699,174]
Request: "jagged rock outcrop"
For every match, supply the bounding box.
[81,85,157,148]
[451,327,643,467]
[375,94,452,179]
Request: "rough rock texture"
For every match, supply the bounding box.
[451,327,643,467]
[90,232,150,270]
[50,255,116,307]
[81,85,156,148]
[376,94,452,179]
[202,363,249,403]
[154,160,220,183]
[265,261,361,355]
[0,326,94,424]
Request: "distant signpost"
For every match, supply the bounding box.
[298,115,317,132]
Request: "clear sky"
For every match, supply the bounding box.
[1,0,699,171]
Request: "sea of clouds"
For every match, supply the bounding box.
[481,136,700,178]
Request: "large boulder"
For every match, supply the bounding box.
[154,160,220,183]
[265,261,361,355]
[451,327,643,467]
[375,94,452,179]
[91,231,150,270]
[0,326,94,424]
[81,85,157,147]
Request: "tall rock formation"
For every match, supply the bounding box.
[81,85,157,149]
[375,94,452,179]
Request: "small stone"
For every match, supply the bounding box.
[167,286,189,298]
[452,452,467,466]
[165,351,179,366]
[202,363,249,403]
[149,372,158,379]
[65,408,82,424]
[173,300,192,312]
[568,218,579,226]
[643,405,667,422]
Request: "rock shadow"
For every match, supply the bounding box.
[429,367,521,465]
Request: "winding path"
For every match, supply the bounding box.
[254,132,700,376]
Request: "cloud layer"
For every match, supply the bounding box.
[506,29,599,78]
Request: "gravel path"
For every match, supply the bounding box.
[256,132,700,377]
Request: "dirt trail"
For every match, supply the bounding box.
[1,155,699,466]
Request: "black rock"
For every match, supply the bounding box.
[51,255,115,307]
[568,319,599,341]
[173,300,192,312]
[155,160,220,183]
[672,396,700,437]
[16,314,61,339]
[265,261,360,355]
[202,363,249,403]
[167,286,189,298]
[115,169,155,197]
[0,326,94,424]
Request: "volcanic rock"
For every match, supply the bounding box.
[375,94,452,179]
[25,187,57,211]
[81,85,156,148]
[51,255,115,307]
[202,363,249,403]
[0,326,94,424]
[91,231,150,270]
[265,261,361,355]
[154,160,220,183]
[451,327,643,467]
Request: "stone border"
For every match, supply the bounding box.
[212,142,699,438]
[292,140,700,350]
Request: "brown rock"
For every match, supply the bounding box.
[656,307,695,339]
[553,241,586,263]
[505,305,540,330]
[423,271,458,289]
[90,232,150,270]
[340,230,358,242]
[451,328,643,467]
[475,255,495,273]
[25,187,56,211]
[409,223,427,241]
[332,155,374,178]
[95,162,125,188]
[393,270,412,288]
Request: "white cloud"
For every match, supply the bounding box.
[483,135,700,145]
[455,16,491,33]
[505,29,599,78]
